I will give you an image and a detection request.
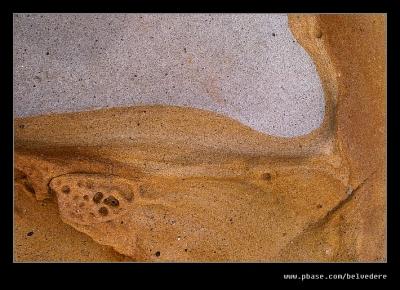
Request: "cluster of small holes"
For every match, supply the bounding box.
[85,191,119,217]
[53,176,136,224]
[88,191,120,217]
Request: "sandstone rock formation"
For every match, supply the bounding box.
[14,14,386,262]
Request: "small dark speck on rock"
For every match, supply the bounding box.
[46,51,49,55]
[27,231,34,236]
[155,251,161,257]
[19,124,25,129]
[261,172,272,181]
[272,33,276,37]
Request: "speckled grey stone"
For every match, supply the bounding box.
[13,13,325,137]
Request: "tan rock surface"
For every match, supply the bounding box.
[14,14,386,262]
[14,175,131,262]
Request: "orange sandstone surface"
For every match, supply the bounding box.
[14,14,386,262]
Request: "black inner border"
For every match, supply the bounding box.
[1,0,398,286]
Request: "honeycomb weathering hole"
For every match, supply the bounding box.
[49,174,138,225]
[98,207,109,216]
[93,192,103,204]
[104,196,120,207]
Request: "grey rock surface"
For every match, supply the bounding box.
[13,13,325,137]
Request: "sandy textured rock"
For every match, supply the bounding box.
[287,14,386,261]
[13,14,325,138]
[14,177,131,262]
[14,14,386,262]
